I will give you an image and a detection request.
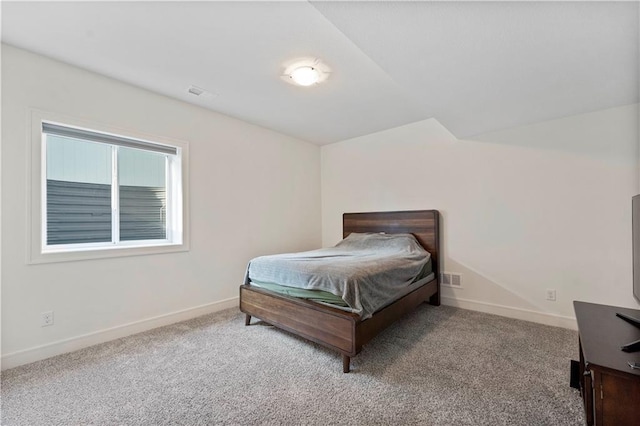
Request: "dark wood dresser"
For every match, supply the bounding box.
[574,301,640,425]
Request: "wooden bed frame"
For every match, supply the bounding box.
[239,210,440,373]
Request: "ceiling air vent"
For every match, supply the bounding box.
[188,85,205,96]
[185,85,219,100]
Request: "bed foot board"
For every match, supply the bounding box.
[245,314,252,326]
[342,355,351,373]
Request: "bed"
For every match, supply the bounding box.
[239,210,440,373]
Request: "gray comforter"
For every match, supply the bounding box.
[244,232,430,319]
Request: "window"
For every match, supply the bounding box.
[29,110,189,263]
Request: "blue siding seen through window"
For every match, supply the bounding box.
[120,185,166,241]
[47,180,112,245]
[46,180,167,244]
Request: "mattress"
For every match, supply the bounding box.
[245,233,432,318]
[249,280,350,307]
[250,269,435,313]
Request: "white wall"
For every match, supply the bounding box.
[1,45,321,368]
[322,105,640,328]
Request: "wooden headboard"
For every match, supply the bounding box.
[343,210,440,276]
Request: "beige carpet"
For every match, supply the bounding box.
[1,304,584,425]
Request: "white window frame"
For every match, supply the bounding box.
[28,109,190,264]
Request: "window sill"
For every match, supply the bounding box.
[29,241,189,264]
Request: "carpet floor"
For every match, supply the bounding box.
[1,305,584,425]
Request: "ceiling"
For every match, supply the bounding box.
[2,1,638,145]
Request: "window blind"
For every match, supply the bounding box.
[42,122,177,156]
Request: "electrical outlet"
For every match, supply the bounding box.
[41,310,54,327]
[546,289,557,302]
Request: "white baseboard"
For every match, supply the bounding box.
[1,297,239,371]
[2,295,574,371]
[441,296,577,330]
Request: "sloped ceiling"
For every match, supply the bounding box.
[2,1,638,144]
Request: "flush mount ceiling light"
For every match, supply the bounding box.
[282,58,330,87]
[290,66,320,86]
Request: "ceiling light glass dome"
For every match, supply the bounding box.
[289,66,321,86]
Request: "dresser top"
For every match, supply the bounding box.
[574,301,640,376]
